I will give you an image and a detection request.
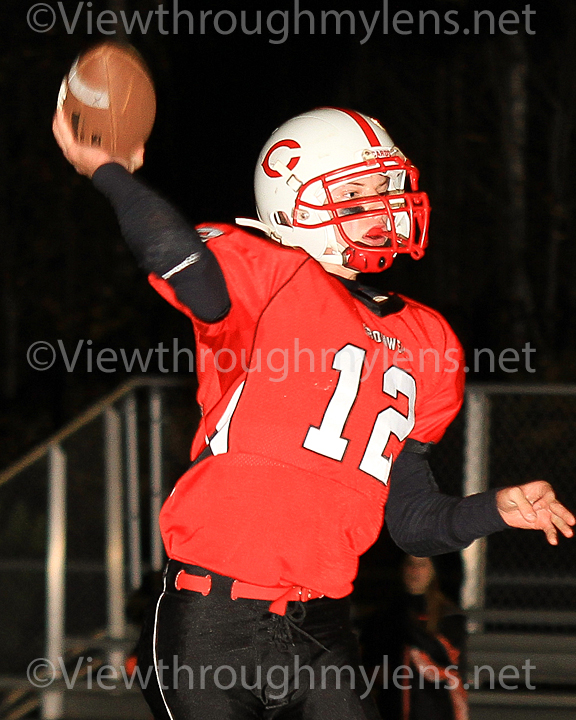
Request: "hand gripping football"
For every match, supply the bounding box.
[57,41,156,164]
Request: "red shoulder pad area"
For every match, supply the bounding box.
[397,296,465,444]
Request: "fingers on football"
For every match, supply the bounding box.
[53,110,118,177]
[52,111,67,153]
[53,110,73,153]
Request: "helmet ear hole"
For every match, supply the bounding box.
[273,211,292,227]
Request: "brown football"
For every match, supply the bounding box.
[57,42,156,163]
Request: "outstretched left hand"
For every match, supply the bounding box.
[496,481,575,545]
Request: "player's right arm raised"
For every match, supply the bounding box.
[53,110,229,323]
[53,109,138,177]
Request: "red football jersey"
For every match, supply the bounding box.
[149,224,465,600]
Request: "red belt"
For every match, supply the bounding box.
[174,569,324,615]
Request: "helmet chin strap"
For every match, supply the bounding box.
[318,252,344,266]
[237,214,351,271]
[237,215,346,266]
[319,227,348,266]
[235,217,283,242]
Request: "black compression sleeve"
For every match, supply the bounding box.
[385,450,509,556]
[92,163,230,323]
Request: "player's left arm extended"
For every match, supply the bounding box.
[385,448,574,556]
[494,481,575,545]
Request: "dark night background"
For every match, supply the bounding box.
[1,0,576,472]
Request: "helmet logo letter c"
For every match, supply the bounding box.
[262,139,302,178]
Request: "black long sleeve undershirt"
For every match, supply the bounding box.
[92,163,230,323]
[92,162,510,555]
[386,450,508,555]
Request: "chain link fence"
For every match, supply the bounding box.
[432,385,576,632]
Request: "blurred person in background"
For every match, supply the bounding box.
[400,555,468,720]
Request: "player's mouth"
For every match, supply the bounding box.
[359,227,391,247]
[355,227,410,249]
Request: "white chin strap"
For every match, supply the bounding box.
[318,227,346,265]
[235,217,283,241]
[236,217,348,267]
[318,253,344,266]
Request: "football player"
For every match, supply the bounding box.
[53,107,574,720]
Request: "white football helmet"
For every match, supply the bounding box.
[251,108,430,273]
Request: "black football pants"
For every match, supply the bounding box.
[137,560,382,720]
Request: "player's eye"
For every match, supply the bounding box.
[332,188,360,202]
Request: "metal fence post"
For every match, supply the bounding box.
[124,393,142,592]
[42,444,67,720]
[104,407,125,654]
[149,388,164,573]
[461,389,491,626]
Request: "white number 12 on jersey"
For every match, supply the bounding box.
[303,344,416,484]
